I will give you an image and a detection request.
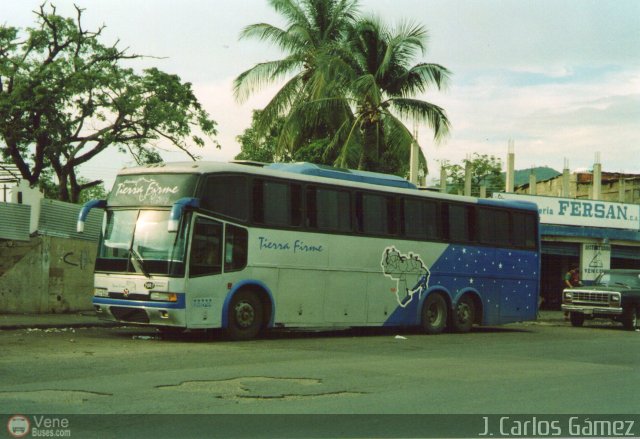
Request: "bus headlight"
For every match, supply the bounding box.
[150,292,178,302]
[563,291,572,302]
[94,287,109,297]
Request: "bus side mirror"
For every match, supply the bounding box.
[168,197,199,232]
[77,199,107,233]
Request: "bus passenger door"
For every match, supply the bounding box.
[184,215,224,328]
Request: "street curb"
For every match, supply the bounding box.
[0,322,120,331]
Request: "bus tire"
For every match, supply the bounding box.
[420,293,447,335]
[622,305,638,331]
[451,295,475,333]
[225,290,264,341]
[570,312,584,327]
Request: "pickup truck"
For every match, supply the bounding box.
[561,269,640,330]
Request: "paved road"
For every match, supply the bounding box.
[2,319,638,418]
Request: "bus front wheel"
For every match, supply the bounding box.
[420,294,447,335]
[226,290,264,341]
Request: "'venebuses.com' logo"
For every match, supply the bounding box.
[7,415,30,438]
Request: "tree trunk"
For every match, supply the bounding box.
[359,120,382,172]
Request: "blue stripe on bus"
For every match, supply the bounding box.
[93,293,186,309]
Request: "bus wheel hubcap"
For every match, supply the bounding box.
[458,304,470,322]
[235,302,255,328]
[428,305,441,325]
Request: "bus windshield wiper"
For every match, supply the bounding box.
[129,247,151,278]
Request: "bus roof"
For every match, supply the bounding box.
[266,163,417,189]
[115,161,538,212]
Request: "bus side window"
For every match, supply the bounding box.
[224,224,248,272]
[253,179,302,228]
[307,186,351,232]
[478,208,509,246]
[403,198,440,240]
[189,217,222,277]
[446,204,474,243]
[201,175,249,221]
[356,192,390,235]
[512,212,537,249]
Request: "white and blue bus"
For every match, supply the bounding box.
[78,161,540,340]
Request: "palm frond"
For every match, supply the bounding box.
[233,56,304,103]
[389,97,450,141]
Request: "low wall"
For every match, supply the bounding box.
[0,236,97,314]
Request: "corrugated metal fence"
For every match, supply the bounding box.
[38,199,102,241]
[0,199,102,242]
[0,203,31,241]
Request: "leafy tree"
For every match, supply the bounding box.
[303,16,451,174]
[235,110,288,163]
[233,0,359,149]
[439,153,504,197]
[0,4,218,203]
[235,109,334,164]
[37,167,107,203]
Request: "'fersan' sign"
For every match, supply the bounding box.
[493,193,640,231]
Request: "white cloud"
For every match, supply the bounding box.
[2,0,639,186]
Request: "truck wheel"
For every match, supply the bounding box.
[225,290,263,341]
[622,306,638,331]
[451,295,475,333]
[570,312,584,327]
[420,294,447,335]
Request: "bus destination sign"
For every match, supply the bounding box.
[108,174,199,206]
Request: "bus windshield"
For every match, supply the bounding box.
[96,210,189,276]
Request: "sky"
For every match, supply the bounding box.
[2,0,639,189]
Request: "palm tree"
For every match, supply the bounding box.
[233,0,359,151]
[305,16,451,173]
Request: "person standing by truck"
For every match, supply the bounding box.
[563,267,582,320]
[564,267,582,289]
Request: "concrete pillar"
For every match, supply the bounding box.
[593,152,602,200]
[464,161,472,196]
[480,185,487,198]
[529,173,537,195]
[409,139,419,185]
[562,158,570,197]
[505,140,515,192]
[619,177,626,202]
[440,166,447,193]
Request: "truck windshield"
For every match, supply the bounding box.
[595,272,640,288]
[96,210,189,276]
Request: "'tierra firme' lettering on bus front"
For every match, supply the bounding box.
[115,177,180,204]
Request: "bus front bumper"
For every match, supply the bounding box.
[93,297,187,328]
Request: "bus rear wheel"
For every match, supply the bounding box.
[451,295,475,333]
[420,294,447,334]
[226,290,264,341]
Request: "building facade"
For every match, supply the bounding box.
[495,192,640,309]
[515,171,640,204]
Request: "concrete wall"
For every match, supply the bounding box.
[516,173,640,203]
[0,236,97,314]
